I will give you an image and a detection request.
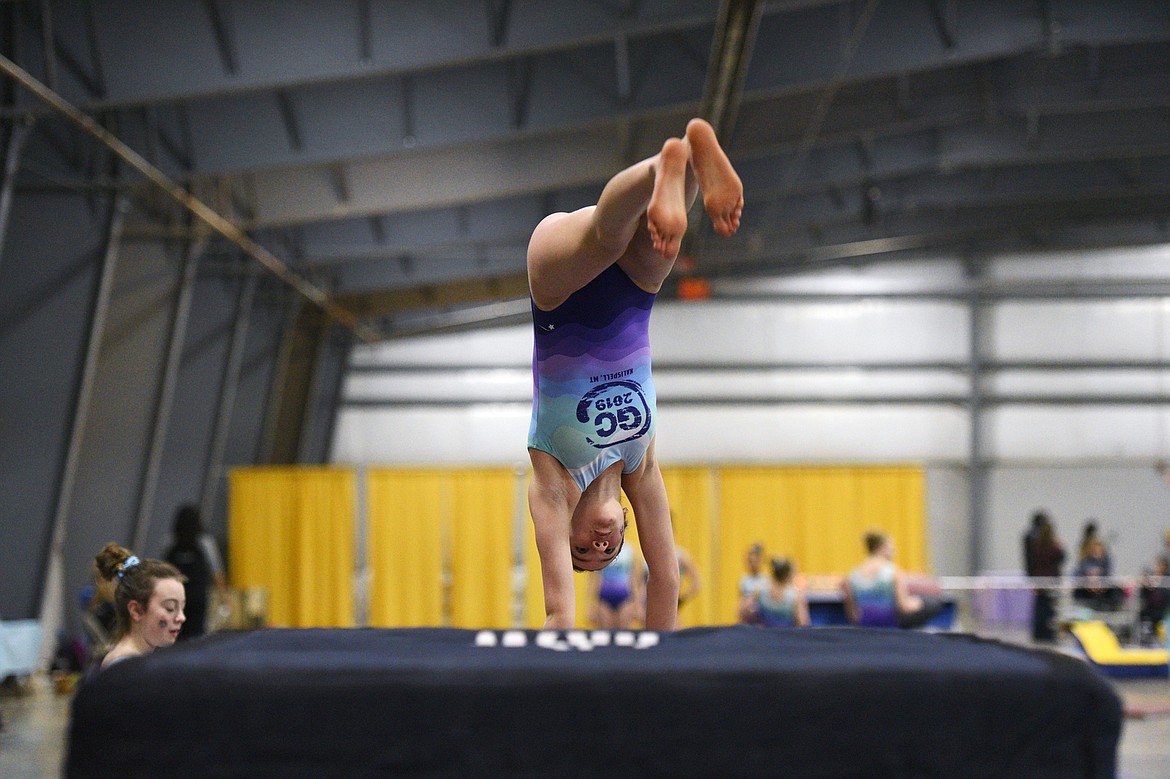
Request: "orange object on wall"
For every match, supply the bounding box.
[677,276,711,300]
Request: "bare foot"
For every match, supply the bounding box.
[647,137,689,259]
[686,118,743,237]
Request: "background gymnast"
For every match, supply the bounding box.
[526,117,742,630]
[588,537,643,630]
[751,556,810,628]
[93,542,187,669]
[841,530,941,629]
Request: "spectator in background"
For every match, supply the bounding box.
[1078,519,1110,566]
[841,530,942,629]
[1073,537,1124,612]
[738,542,768,623]
[1028,514,1065,643]
[1022,510,1048,578]
[1138,556,1169,646]
[751,556,809,628]
[93,543,186,670]
[164,504,225,640]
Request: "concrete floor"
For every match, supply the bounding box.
[2,658,1167,778]
[1115,679,1170,779]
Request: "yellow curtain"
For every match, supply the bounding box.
[228,466,356,628]
[715,465,926,624]
[229,464,925,631]
[229,468,296,627]
[857,467,928,574]
[449,469,516,628]
[522,485,544,628]
[366,469,445,627]
[661,467,715,628]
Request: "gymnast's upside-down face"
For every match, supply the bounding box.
[569,503,629,572]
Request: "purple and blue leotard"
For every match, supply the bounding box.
[528,264,657,492]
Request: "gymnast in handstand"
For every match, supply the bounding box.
[527,118,742,630]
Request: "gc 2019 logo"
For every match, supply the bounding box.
[575,379,652,449]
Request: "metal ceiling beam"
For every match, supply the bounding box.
[707,274,1170,302]
[331,199,1168,296]
[926,0,957,51]
[347,359,1170,374]
[328,162,349,204]
[339,393,1170,409]
[262,299,330,464]
[357,0,373,63]
[0,117,31,276]
[487,0,513,48]
[62,0,715,109]
[205,0,238,76]
[334,272,530,321]
[20,0,101,97]
[276,89,302,152]
[692,203,1170,278]
[30,32,1161,185]
[37,0,1164,112]
[36,0,57,91]
[701,0,763,138]
[79,0,106,97]
[742,155,1170,235]
[0,52,380,342]
[205,111,1170,233]
[102,118,1170,256]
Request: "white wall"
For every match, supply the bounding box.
[334,245,1170,576]
[986,465,1169,579]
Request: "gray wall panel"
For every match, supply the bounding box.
[0,192,108,619]
[142,272,240,558]
[300,326,351,465]
[60,236,175,632]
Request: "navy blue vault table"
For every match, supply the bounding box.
[67,626,1121,779]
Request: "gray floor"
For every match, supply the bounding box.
[2,660,1167,778]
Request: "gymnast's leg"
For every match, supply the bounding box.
[526,118,742,311]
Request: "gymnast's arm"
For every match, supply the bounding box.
[794,586,811,628]
[528,456,578,630]
[841,578,859,624]
[893,567,924,615]
[623,442,680,630]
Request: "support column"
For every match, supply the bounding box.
[263,300,329,464]
[296,318,332,464]
[0,118,31,274]
[132,234,205,550]
[37,194,127,667]
[199,267,258,524]
[966,261,991,575]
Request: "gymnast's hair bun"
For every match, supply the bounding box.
[95,542,136,582]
